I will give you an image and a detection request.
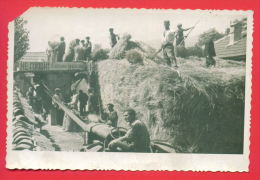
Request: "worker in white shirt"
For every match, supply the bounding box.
[162,20,178,68]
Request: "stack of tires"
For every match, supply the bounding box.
[12,91,37,151]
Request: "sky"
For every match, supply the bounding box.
[21,8,247,52]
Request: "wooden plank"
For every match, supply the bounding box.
[215,36,246,58]
[18,61,88,72]
[52,98,89,131]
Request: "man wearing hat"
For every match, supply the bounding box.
[109,28,120,48]
[175,23,194,47]
[161,20,178,67]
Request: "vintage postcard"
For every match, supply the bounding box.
[6,8,253,171]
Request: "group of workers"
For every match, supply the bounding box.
[160,20,216,68]
[155,20,194,68]
[26,20,218,152]
[51,87,119,128]
[47,36,93,62]
[47,21,216,68]
[50,85,151,152]
[26,81,49,131]
[105,21,217,152]
[47,28,120,63]
[51,88,97,129]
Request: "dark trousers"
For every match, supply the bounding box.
[206,56,216,67]
[85,49,91,61]
[51,107,64,126]
[57,109,64,126]
[64,49,74,62]
[79,102,86,116]
[57,52,64,62]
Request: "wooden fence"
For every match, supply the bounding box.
[17,61,89,72]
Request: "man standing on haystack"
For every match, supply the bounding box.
[109,28,120,48]
[161,20,178,68]
[204,37,216,67]
[57,37,66,62]
[175,24,194,47]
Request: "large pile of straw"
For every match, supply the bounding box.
[108,33,171,67]
[109,34,132,59]
[97,58,245,154]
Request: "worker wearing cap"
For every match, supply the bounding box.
[175,23,194,47]
[101,103,118,128]
[108,108,150,152]
[162,20,178,67]
[109,28,120,48]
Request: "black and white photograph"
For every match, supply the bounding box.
[7,8,252,171]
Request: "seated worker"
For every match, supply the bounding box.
[101,103,118,128]
[108,108,151,152]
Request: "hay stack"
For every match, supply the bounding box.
[108,33,169,67]
[97,58,245,154]
[48,40,60,49]
[109,34,132,59]
[125,49,144,65]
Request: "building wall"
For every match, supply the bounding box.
[214,36,246,60]
[43,72,75,101]
[214,18,247,60]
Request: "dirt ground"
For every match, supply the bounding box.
[41,124,84,151]
[20,96,84,152]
